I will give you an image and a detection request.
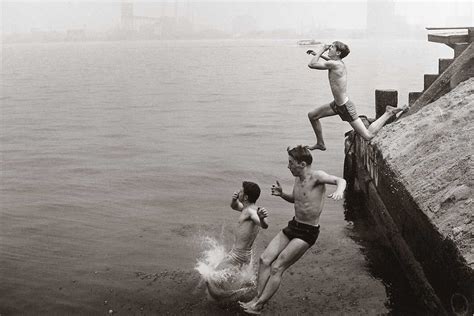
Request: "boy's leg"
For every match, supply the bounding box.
[350,106,405,140]
[307,103,336,150]
[239,231,290,308]
[244,238,310,314]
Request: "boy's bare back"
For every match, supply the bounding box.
[233,207,260,249]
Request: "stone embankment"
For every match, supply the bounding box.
[344,78,473,315]
[375,78,473,265]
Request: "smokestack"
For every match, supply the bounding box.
[121,0,134,31]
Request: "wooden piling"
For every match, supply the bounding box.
[424,74,439,90]
[375,89,397,121]
[469,27,474,43]
[408,92,423,106]
[438,58,454,74]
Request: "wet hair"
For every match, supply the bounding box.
[287,145,313,165]
[333,41,350,59]
[242,181,261,203]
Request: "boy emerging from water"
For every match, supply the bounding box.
[205,181,269,300]
[216,181,268,270]
[306,41,405,151]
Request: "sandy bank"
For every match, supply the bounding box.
[373,78,474,266]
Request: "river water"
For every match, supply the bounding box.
[0,38,451,314]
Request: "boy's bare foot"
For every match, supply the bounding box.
[239,297,257,309]
[306,143,326,151]
[388,104,410,121]
[385,105,406,116]
[244,304,263,315]
[238,301,249,308]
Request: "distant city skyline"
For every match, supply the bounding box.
[2,1,473,37]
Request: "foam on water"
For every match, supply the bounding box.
[195,236,257,303]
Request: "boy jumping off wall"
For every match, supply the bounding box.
[306,41,406,151]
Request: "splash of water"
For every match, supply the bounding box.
[195,236,257,303]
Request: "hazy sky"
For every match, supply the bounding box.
[2,0,473,33]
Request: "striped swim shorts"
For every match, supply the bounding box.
[330,99,358,122]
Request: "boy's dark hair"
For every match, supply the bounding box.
[242,181,261,203]
[287,145,313,165]
[333,41,350,59]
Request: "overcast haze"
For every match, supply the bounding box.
[2,1,473,34]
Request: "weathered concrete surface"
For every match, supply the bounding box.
[374,78,473,266]
[344,78,474,314]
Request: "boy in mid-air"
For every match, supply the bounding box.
[306,41,405,151]
[240,146,346,314]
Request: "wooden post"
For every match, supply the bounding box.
[408,92,423,106]
[375,89,397,122]
[438,58,453,74]
[468,27,474,43]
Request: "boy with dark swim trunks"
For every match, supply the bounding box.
[306,41,406,151]
[240,146,346,314]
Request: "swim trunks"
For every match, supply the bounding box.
[226,247,252,266]
[329,99,358,122]
[282,217,320,246]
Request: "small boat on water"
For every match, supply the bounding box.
[297,39,321,46]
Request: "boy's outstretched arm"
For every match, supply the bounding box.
[315,170,347,200]
[271,180,295,203]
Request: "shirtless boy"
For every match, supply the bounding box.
[216,181,269,270]
[306,41,405,151]
[240,146,346,314]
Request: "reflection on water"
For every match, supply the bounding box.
[1,39,452,313]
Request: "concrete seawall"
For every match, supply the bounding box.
[344,78,473,315]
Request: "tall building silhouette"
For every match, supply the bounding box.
[121,1,134,31]
[118,1,194,39]
[366,0,412,38]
